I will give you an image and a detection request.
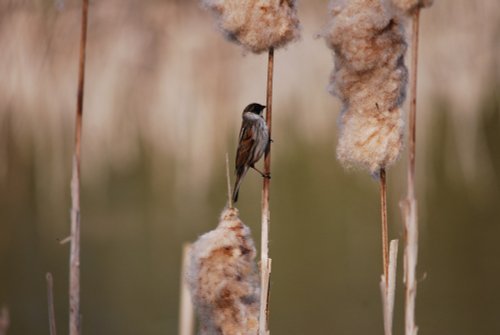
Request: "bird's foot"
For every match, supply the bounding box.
[251,166,271,179]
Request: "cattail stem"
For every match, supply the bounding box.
[380,168,392,335]
[178,244,195,335]
[408,10,419,198]
[259,47,274,335]
[402,8,420,335]
[381,240,398,335]
[0,306,9,335]
[46,273,57,335]
[380,168,389,288]
[69,1,88,335]
[226,153,233,209]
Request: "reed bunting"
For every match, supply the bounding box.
[233,103,270,203]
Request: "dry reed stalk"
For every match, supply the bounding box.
[178,244,195,335]
[380,166,396,335]
[46,273,58,335]
[226,153,233,209]
[393,2,432,333]
[380,240,398,335]
[69,1,88,335]
[259,47,274,335]
[401,8,420,335]
[0,306,9,335]
[380,168,389,286]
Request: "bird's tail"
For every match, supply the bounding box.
[232,168,248,203]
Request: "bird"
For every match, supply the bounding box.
[232,103,270,203]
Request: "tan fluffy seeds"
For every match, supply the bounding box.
[323,0,408,173]
[187,207,260,335]
[202,0,300,53]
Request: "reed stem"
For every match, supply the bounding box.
[178,244,195,335]
[226,153,233,209]
[46,273,57,335]
[69,1,88,335]
[0,306,9,335]
[402,8,420,335]
[381,240,399,335]
[259,47,274,335]
[380,168,389,288]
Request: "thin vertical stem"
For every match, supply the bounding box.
[46,273,57,335]
[226,153,233,209]
[402,8,420,335]
[178,244,195,335]
[0,306,9,335]
[259,47,274,335]
[74,0,88,169]
[381,240,398,335]
[408,10,419,199]
[69,1,88,335]
[380,168,389,288]
[380,169,392,335]
[69,157,80,335]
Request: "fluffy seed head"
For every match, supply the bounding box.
[337,107,404,173]
[323,0,408,173]
[201,0,301,53]
[187,207,260,335]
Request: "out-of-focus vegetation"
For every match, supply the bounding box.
[0,0,499,334]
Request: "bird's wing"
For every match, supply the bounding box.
[235,119,255,172]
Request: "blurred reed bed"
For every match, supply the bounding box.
[0,0,498,201]
[418,0,500,184]
[1,102,500,334]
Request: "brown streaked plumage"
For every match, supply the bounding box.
[233,103,269,203]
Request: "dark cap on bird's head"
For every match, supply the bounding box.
[243,103,266,115]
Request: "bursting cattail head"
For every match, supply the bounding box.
[187,207,260,335]
[201,0,301,53]
[323,0,408,174]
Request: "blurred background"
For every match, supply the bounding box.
[1,0,499,334]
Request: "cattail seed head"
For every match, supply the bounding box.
[187,207,260,335]
[323,0,408,174]
[201,0,301,53]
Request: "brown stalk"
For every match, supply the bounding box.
[226,153,233,209]
[69,1,89,335]
[178,244,195,335]
[401,8,420,335]
[381,240,398,335]
[380,169,396,335]
[46,273,57,335]
[380,168,389,288]
[0,306,9,335]
[259,47,274,335]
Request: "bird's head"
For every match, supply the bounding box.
[243,103,266,116]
